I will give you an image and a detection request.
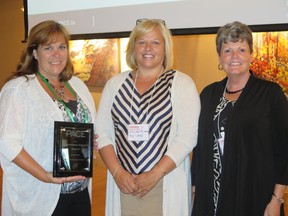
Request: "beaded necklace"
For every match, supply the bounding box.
[225,87,244,94]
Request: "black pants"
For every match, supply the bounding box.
[52,188,91,216]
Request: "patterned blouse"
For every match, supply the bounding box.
[111,70,175,174]
[212,96,235,215]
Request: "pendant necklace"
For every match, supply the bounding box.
[49,82,69,102]
[39,74,69,102]
[38,72,88,123]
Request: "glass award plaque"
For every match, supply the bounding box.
[53,121,94,177]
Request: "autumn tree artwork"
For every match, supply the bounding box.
[69,33,288,97]
[69,39,120,89]
[251,32,288,97]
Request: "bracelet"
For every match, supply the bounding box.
[157,165,166,176]
[273,193,284,204]
[112,165,122,178]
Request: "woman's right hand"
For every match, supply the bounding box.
[98,145,140,195]
[93,134,99,151]
[44,172,86,184]
[93,134,100,159]
[113,167,140,196]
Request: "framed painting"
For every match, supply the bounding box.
[69,39,120,91]
[251,31,288,97]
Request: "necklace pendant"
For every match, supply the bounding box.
[61,95,69,103]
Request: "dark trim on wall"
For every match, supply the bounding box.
[69,23,288,40]
[22,0,28,42]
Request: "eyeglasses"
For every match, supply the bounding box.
[136,18,165,26]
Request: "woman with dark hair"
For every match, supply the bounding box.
[0,20,97,215]
[192,21,288,216]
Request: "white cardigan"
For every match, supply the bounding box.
[0,75,97,216]
[96,70,200,216]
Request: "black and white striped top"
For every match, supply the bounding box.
[111,70,175,174]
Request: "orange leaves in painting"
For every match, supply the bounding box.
[251,32,288,97]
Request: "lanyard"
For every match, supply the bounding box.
[37,72,88,123]
[129,69,161,124]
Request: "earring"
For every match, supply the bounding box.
[33,50,38,60]
[218,64,223,71]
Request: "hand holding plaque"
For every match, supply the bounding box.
[53,121,94,177]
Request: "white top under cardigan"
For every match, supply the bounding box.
[0,75,97,216]
[96,70,200,216]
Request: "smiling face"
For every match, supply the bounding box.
[134,27,165,72]
[218,40,252,77]
[33,35,68,80]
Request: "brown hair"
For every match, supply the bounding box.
[11,20,73,81]
[216,21,253,55]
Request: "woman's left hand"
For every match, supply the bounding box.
[133,168,163,198]
[263,198,281,216]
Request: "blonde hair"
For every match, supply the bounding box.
[126,19,173,72]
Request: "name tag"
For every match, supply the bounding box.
[217,131,225,155]
[128,124,149,141]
